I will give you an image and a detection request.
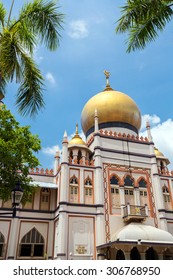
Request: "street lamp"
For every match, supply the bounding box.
[11,181,24,217]
[0,181,23,217]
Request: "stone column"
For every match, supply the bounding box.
[56,211,68,260]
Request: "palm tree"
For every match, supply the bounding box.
[0,0,63,116]
[116,0,173,52]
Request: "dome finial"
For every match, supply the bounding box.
[75,123,79,134]
[104,70,111,86]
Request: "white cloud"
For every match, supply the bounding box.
[45,72,56,85]
[68,20,89,39]
[42,145,61,156]
[141,114,160,131]
[141,116,173,169]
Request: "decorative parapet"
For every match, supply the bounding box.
[158,168,173,177]
[69,157,95,167]
[87,129,149,145]
[29,168,54,176]
[87,135,94,146]
[99,129,149,143]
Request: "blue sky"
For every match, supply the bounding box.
[3,0,173,169]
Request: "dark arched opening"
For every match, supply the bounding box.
[145,247,158,260]
[130,247,141,260]
[116,249,125,260]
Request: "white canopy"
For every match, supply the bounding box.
[31,181,57,189]
[111,222,173,244]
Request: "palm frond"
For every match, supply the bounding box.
[116,0,173,52]
[0,75,7,99]
[9,19,36,54]
[0,2,6,30]
[16,53,45,116]
[18,0,64,51]
[0,29,22,82]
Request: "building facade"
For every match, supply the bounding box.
[1,72,173,260]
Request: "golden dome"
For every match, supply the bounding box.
[68,124,87,147]
[81,83,141,136]
[154,147,170,164]
[154,147,164,157]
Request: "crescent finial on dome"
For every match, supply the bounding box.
[104,70,110,85]
[104,70,113,91]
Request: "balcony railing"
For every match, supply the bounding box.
[123,203,148,222]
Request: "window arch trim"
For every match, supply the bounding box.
[123,174,134,187]
[110,174,120,185]
[70,175,78,185]
[19,227,45,258]
[136,177,148,188]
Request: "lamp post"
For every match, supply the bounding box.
[11,181,24,217]
[0,181,24,258]
[0,181,23,217]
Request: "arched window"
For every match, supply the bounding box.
[84,177,93,204]
[110,175,119,185]
[138,178,148,206]
[124,175,134,186]
[145,247,158,260]
[110,175,120,210]
[138,178,147,188]
[163,185,172,210]
[70,176,78,185]
[77,150,82,164]
[40,188,50,210]
[69,175,79,203]
[0,232,5,258]
[124,175,134,205]
[116,249,125,260]
[19,228,44,258]
[130,247,141,260]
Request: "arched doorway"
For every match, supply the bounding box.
[145,247,158,260]
[130,247,141,260]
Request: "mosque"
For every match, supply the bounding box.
[0,71,173,260]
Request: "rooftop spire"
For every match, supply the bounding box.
[146,120,153,142]
[75,123,79,135]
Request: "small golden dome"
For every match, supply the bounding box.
[154,147,170,164]
[154,147,164,157]
[81,84,141,136]
[68,124,87,147]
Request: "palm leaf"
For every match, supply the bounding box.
[0,0,64,116]
[0,29,22,82]
[0,2,6,31]
[9,19,36,54]
[116,0,173,52]
[16,53,45,116]
[18,0,64,51]
[0,75,6,99]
